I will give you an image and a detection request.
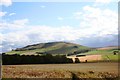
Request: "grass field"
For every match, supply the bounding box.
[2,62,119,79]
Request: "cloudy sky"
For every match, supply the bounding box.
[0,0,118,52]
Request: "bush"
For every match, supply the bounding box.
[75,58,80,63]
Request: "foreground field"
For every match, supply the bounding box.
[2,62,119,79]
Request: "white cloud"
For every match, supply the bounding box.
[0,45,2,48]
[0,0,12,6]
[22,25,82,41]
[1,22,88,51]
[0,19,29,32]
[57,17,64,20]
[73,12,82,19]
[13,19,29,25]
[1,23,118,52]
[0,33,2,43]
[1,14,118,52]
[74,12,82,15]
[74,5,118,37]
[0,11,7,17]
[9,13,16,16]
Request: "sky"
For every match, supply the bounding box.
[0,0,119,53]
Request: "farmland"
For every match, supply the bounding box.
[2,62,119,79]
[78,49,119,61]
[4,42,119,63]
[2,42,119,79]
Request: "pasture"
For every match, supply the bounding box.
[2,62,119,79]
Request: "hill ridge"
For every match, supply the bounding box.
[7,41,91,55]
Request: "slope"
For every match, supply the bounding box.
[6,42,91,55]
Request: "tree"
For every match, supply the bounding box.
[75,58,80,63]
[113,51,119,55]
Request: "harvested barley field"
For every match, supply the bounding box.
[2,62,119,79]
[67,54,102,62]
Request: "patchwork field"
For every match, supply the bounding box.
[2,62,119,79]
[78,49,119,61]
[2,42,119,79]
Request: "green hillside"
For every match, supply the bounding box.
[6,42,91,55]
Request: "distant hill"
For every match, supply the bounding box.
[6,42,92,55]
[97,46,119,50]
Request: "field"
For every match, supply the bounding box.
[79,49,119,61]
[2,43,119,79]
[2,62,119,79]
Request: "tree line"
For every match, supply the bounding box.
[67,49,91,56]
[2,53,73,65]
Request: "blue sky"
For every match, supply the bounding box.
[2,2,96,27]
[0,0,118,52]
[2,2,117,26]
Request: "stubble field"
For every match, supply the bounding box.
[2,62,119,79]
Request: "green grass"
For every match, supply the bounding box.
[102,54,119,61]
[80,50,112,55]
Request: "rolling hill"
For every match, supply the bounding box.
[6,42,92,55]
